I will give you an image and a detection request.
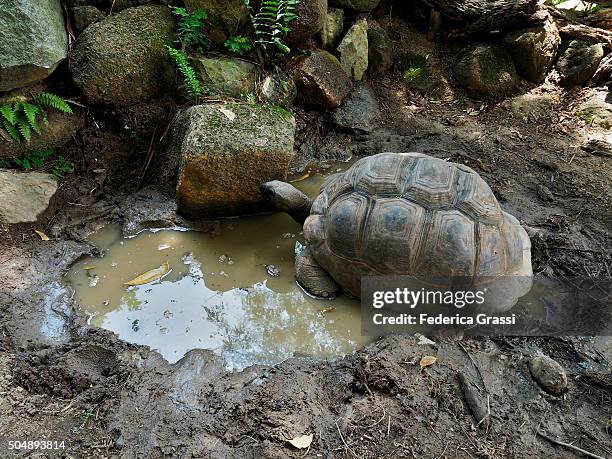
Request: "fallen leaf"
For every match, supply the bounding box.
[219,107,236,121]
[288,433,313,449]
[320,306,336,314]
[419,355,437,369]
[83,266,97,271]
[124,262,170,286]
[34,230,50,241]
[290,173,310,183]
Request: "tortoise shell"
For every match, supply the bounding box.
[304,153,532,298]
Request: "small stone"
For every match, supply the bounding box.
[332,82,380,133]
[367,21,393,76]
[320,7,344,49]
[292,50,353,109]
[337,19,369,81]
[579,93,612,128]
[191,56,258,99]
[260,70,297,107]
[537,184,554,202]
[0,171,58,224]
[265,265,281,277]
[557,40,604,87]
[529,355,568,395]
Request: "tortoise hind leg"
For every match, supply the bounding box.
[295,246,341,299]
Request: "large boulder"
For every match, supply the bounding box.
[184,0,250,35]
[70,5,176,107]
[0,0,68,92]
[331,0,380,12]
[191,57,258,98]
[556,40,604,87]
[320,7,344,49]
[367,21,393,76]
[170,104,296,218]
[455,43,518,99]
[503,19,560,83]
[287,0,328,48]
[292,50,353,109]
[337,19,369,81]
[0,171,57,224]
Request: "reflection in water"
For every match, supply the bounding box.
[65,166,369,370]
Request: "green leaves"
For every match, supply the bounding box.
[252,0,300,56]
[224,36,253,55]
[166,46,204,99]
[172,7,210,52]
[0,93,72,144]
[0,148,74,179]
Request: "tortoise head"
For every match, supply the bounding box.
[260,180,313,224]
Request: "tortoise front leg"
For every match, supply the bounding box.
[295,245,341,299]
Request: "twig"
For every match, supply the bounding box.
[537,432,605,459]
[335,421,358,458]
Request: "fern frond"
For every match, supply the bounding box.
[166,46,203,99]
[33,92,73,114]
[0,104,16,125]
[252,0,299,55]
[1,117,20,142]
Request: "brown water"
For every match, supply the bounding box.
[65,167,369,370]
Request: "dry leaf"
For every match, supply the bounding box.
[124,262,170,286]
[83,266,97,271]
[290,173,310,183]
[419,356,438,369]
[320,306,336,314]
[288,433,313,449]
[34,230,50,241]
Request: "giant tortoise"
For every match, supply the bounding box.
[262,153,532,310]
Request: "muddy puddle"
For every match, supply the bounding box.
[65,166,370,370]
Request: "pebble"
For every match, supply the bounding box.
[529,355,568,395]
[265,265,281,277]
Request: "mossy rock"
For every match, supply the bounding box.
[191,57,258,99]
[455,43,518,99]
[399,53,434,91]
[69,5,176,107]
[557,40,604,87]
[184,0,249,35]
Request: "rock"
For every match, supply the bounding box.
[261,70,297,107]
[556,40,603,87]
[529,355,568,395]
[337,19,369,81]
[70,6,105,34]
[537,184,554,202]
[320,8,344,49]
[0,0,68,92]
[70,5,176,107]
[367,21,393,76]
[191,57,258,99]
[578,94,612,128]
[170,104,296,218]
[331,0,380,12]
[287,0,328,48]
[455,43,518,99]
[399,53,435,92]
[183,0,249,35]
[0,171,57,224]
[292,50,353,109]
[0,109,85,159]
[503,19,560,83]
[582,138,612,157]
[332,83,380,133]
[592,53,612,85]
[504,93,555,119]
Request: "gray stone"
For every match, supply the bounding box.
[332,83,380,133]
[337,19,369,81]
[70,5,176,107]
[368,21,393,76]
[192,57,258,99]
[0,0,68,92]
[71,6,105,33]
[330,0,380,12]
[504,19,560,83]
[169,104,296,218]
[529,355,568,395]
[579,94,612,128]
[292,50,353,109]
[0,171,58,224]
[184,0,249,34]
[320,8,344,49]
[557,40,604,87]
[261,70,297,107]
[504,93,555,119]
[455,43,518,99]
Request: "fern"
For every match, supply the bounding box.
[172,7,210,52]
[0,93,72,143]
[166,46,204,99]
[250,0,300,55]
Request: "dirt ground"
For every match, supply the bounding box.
[1,16,611,459]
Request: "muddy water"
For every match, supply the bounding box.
[65,167,369,370]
